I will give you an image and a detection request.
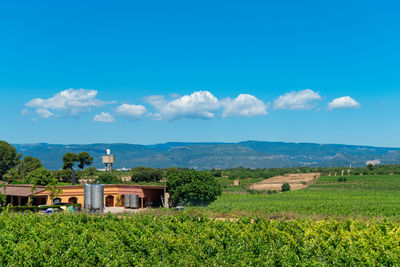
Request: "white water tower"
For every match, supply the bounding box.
[102,148,115,173]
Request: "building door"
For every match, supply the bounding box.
[105,195,114,207]
[68,197,78,204]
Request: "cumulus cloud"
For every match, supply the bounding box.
[221,94,268,118]
[36,109,54,119]
[328,96,360,110]
[25,88,113,118]
[145,91,220,120]
[93,112,115,123]
[116,104,147,119]
[274,89,321,110]
[21,109,29,116]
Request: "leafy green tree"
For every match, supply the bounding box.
[3,156,42,183]
[77,152,93,170]
[167,170,222,206]
[62,153,79,185]
[0,141,22,180]
[82,167,98,176]
[367,164,374,171]
[19,156,42,177]
[131,167,163,183]
[165,167,179,177]
[53,169,74,183]
[282,183,291,192]
[45,184,63,203]
[3,168,19,183]
[96,172,120,184]
[24,167,57,186]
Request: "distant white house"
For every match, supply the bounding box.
[366,159,381,166]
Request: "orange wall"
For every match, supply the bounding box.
[36,185,163,207]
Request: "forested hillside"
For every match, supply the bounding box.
[13,141,400,170]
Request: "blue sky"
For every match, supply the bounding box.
[0,0,399,147]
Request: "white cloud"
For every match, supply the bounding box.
[274,89,321,110]
[93,112,115,123]
[221,94,268,118]
[25,88,113,118]
[36,109,54,119]
[21,109,29,116]
[328,96,360,110]
[145,90,220,120]
[116,104,147,118]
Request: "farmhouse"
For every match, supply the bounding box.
[3,184,166,208]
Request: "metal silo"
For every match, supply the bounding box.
[84,183,92,212]
[130,194,139,209]
[91,184,104,213]
[124,194,131,208]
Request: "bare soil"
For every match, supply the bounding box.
[249,173,320,191]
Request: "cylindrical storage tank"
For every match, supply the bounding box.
[124,194,131,208]
[91,184,104,213]
[130,194,139,209]
[84,183,92,212]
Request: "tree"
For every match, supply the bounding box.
[166,170,222,206]
[0,183,5,205]
[45,184,63,204]
[19,156,42,178]
[53,169,75,183]
[95,172,120,184]
[3,156,43,183]
[367,164,374,171]
[131,167,163,183]
[62,153,79,185]
[0,141,22,180]
[82,167,97,176]
[77,152,93,170]
[3,168,20,184]
[24,167,57,186]
[282,183,291,192]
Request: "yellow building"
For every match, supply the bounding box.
[4,184,166,208]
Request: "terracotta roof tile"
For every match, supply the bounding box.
[1,185,46,197]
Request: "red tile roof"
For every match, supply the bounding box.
[1,185,46,197]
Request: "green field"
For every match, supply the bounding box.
[2,174,400,265]
[1,212,400,266]
[203,175,400,219]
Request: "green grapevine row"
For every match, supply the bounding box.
[0,212,399,266]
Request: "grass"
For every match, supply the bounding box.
[217,176,264,193]
[195,175,400,219]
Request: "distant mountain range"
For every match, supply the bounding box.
[13,141,400,170]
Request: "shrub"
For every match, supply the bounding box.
[52,169,80,183]
[95,172,120,184]
[338,177,347,182]
[131,167,163,183]
[24,167,57,185]
[246,189,265,194]
[282,183,291,192]
[0,204,81,213]
[167,170,222,206]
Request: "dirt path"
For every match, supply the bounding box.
[249,173,320,191]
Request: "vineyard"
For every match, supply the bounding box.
[0,212,400,266]
[204,175,400,219]
[2,174,400,265]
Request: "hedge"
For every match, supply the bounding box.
[0,204,81,213]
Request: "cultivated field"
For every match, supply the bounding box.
[249,172,320,191]
[1,213,400,266]
[2,174,400,265]
[205,174,400,219]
